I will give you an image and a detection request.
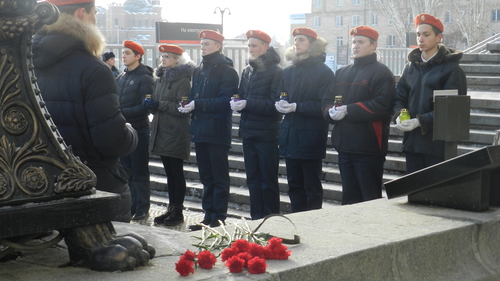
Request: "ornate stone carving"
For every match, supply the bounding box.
[0,0,95,206]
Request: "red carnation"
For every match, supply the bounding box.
[237,252,253,268]
[180,249,196,261]
[221,247,238,262]
[265,237,291,260]
[248,256,267,274]
[175,259,194,276]
[232,239,250,253]
[225,255,245,273]
[197,250,217,269]
[248,243,265,259]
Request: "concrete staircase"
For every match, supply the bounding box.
[149,90,500,214]
[460,53,500,91]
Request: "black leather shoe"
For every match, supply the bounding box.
[188,219,210,231]
[154,206,173,223]
[163,205,184,226]
[131,212,147,220]
[209,220,225,228]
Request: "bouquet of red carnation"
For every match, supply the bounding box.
[175,249,217,276]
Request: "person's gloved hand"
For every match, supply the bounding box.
[395,118,420,131]
[178,100,195,113]
[395,116,401,125]
[328,105,347,121]
[142,100,159,110]
[275,100,297,114]
[230,99,247,111]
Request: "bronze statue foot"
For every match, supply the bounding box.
[62,222,156,271]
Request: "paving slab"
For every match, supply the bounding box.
[1,199,500,281]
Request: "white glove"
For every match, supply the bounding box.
[395,118,420,131]
[395,116,401,125]
[275,101,297,114]
[178,100,195,113]
[328,105,347,121]
[230,99,247,111]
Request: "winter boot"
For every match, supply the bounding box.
[154,205,173,223]
[163,205,184,226]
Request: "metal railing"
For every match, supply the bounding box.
[106,44,409,77]
[463,33,500,54]
[105,44,248,75]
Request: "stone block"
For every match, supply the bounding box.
[385,145,500,211]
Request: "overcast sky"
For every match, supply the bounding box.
[97,0,311,43]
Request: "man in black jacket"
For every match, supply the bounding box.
[116,41,154,220]
[232,30,282,220]
[322,26,395,205]
[393,14,467,173]
[275,28,334,213]
[178,30,239,230]
[33,0,137,222]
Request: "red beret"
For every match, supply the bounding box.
[158,44,183,55]
[350,26,379,41]
[123,40,144,56]
[292,28,318,40]
[414,13,444,33]
[245,30,271,44]
[46,0,94,6]
[198,30,224,43]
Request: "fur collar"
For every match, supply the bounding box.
[37,13,105,58]
[249,46,281,72]
[407,44,463,66]
[284,37,328,65]
[155,61,196,82]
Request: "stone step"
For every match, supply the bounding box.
[149,158,344,200]
[461,53,500,64]
[149,172,342,214]
[466,76,500,91]
[461,64,500,76]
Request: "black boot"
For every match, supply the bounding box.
[153,205,173,223]
[163,205,184,226]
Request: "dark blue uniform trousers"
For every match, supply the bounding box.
[285,158,323,212]
[243,139,280,220]
[195,143,230,223]
[120,129,151,215]
[338,152,385,205]
[405,152,444,174]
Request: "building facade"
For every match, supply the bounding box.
[96,0,162,45]
[306,0,500,67]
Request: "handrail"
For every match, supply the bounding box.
[463,33,500,54]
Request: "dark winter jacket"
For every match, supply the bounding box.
[116,63,154,131]
[189,52,239,147]
[238,47,283,142]
[278,53,334,159]
[394,44,467,157]
[322,53,395,156]
[33,14,137,222]
[150,61,196,160]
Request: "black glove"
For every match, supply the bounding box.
[142,100,159,110]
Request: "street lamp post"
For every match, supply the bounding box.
[213,7,231,34]
[118,27,133,42]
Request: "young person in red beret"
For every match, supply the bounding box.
[149,45,196,226]
[393,14,467,173]
[322,26,395,205]
[232,30,282,220]
[178,30,239,230]
[276,28,334,213]
[33,0,137,222]
[116,40,155,220]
